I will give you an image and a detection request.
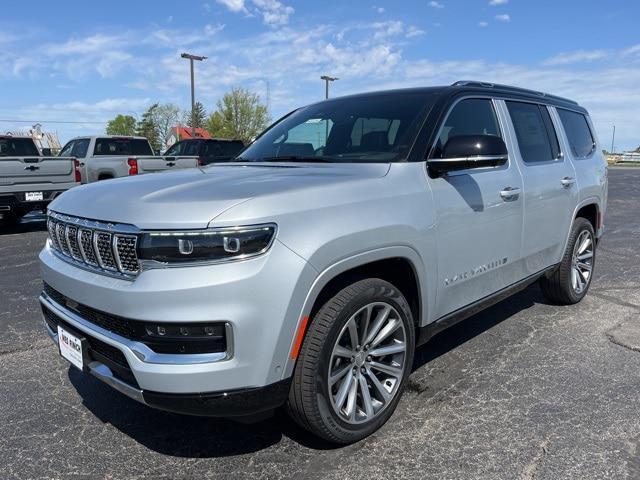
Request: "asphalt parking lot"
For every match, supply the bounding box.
[1,167,639,480]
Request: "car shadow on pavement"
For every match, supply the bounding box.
[68,283,548,457]
[68,368,339,456]
[412,284,544,371]
[0,214,47,236]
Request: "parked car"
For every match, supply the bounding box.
[39,81,607,444]
[164,138,245,165]
[0,135,80,224]
[59,136,199,183]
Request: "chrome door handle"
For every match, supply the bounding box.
[561,177,576,187]
[500,187,521,200]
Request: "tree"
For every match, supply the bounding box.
[205,87,269,143]
[185,101,207,129]
[152,104,182,146]
[106,115,136,136]
[136,104,161,151]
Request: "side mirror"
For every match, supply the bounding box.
[428,135,508,175]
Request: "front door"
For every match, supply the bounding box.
[428,97,524,319]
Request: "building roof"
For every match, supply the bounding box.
[171,126,211,140]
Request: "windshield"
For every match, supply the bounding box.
[238,92,436,163]
[0,138,39,157]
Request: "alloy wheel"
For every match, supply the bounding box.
[571,229,594,294]
[327,302,407,425]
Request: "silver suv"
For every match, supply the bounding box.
[39,81,607,444]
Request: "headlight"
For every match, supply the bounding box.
[138,224,277,264]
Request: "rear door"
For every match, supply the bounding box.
[428,97,524,319]
[502,100,578,275]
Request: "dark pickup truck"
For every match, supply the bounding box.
[163,138,245,165]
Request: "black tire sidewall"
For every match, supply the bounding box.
[311,279,415,442]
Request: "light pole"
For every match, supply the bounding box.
[320,75,338,99]
[181,53,207,137]
[611,125,616,154]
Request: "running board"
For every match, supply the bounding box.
[417,265,557,346]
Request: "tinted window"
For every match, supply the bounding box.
[60,140,89,157]
[94,138,153,156]
[165,140,202,156]
[0,138,39,157]
[218,141,244,157]
[238,92,436,163]
[506,102,559,163]
[558,109,595,158]
[433,98,501,158]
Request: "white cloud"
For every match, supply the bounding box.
[543,49,608,66]
[495,14,510,22]
[429,1,444,9]
[252,0,294,26]
[373,6,385,14]
[478,21,489,28]
[489,0,508,5]
[215,0,246,12]
[372,21,404,39]
[203,3,212,12]
[406,26,426,38]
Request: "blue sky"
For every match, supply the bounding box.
[1,0,638,150]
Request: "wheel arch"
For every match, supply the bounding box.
[282,246,427,378]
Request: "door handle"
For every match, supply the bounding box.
[561,177,576,187]
[500,186,521,200]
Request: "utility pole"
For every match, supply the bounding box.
[611,125,616,154]
[320,75,338,99]
[320,76,338,143]
[181,53,207,137]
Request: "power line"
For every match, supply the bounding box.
[0,118,107,125]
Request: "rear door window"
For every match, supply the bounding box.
[0,138,39,157]
[557,109,595,158]
[93,138,153,156]
[506,102,560,163]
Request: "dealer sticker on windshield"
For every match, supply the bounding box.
[57,326,84,370]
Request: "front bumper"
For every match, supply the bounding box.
[39,238,317,415]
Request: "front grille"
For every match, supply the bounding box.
[47,211,139,278]
[42,283,227,355]
[42,304,139,388]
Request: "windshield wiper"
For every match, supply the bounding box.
[259,155,334,163]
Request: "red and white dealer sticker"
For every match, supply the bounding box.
[57,326,83,370]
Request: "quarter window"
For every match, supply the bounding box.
[433,98,501,158]
[557,109,595,158]
[506,102,560,163]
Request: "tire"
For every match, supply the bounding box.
[286,278,415,444]
[539,217,596,305]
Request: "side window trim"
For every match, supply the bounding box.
[427,95,505,161]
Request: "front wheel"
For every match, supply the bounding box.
[539,217,596,305]
[286,278,415,444]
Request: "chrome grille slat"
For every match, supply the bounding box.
[46,212,139,279]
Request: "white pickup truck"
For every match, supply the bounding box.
[59,136,199,183]
[0,135,80,224]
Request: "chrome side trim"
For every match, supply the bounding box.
[40,292,232,365]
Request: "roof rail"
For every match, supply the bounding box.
[451,80,578,105]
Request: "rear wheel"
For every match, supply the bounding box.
[287,278,415,444]
[539,217,596,304]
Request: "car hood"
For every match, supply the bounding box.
[49,162,391,229]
